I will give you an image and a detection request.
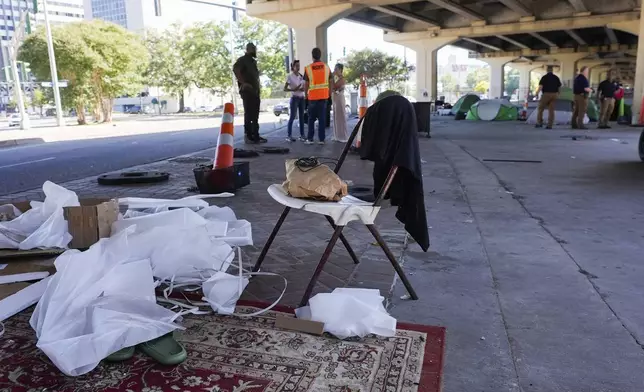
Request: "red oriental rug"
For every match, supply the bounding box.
[0,301,445,392]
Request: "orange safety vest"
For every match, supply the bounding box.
[305,61,330,101]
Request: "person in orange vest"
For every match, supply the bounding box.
[303,47,334,145]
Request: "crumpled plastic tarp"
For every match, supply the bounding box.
[295,288,396,339]
[30,229,182,376]
[0,181,79,250]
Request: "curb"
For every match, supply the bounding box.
[0,138,44,149]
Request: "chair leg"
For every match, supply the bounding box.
[299,225,344,307]
[252,207,291,272]
[325,216,360,265]
[365,224,419,300]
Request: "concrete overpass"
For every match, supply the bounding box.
[247,0,643,122]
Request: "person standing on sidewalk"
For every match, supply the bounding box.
[283,60,306,142]
[572,66,592,130]
[233,43,266,144]
[303,47,334,145]
[534,66,561,129]
[597,71,618,129]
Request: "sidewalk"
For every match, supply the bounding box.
[2,118,644,391]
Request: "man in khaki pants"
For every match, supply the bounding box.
[597,71,617,129]
[572,66,592,129]
[534,66,562,129]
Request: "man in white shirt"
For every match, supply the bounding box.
[283,60,306,142]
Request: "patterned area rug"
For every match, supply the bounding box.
[0,301,445,392]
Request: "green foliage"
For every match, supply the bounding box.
[145,24,200,111]
[504,68,520,96]
[344,48,411,91]
[19,20,148,124]
[474,80,489,94]
[440,74,456,91]
[31,89,49,115]
[183,21,231,96]
[234,17,288,96]
[466,67,489,90]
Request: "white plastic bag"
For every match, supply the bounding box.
[127,225,234,281]
[30,229,181,376]
[112,208,209,234]
[202,271,249,315]
[295,288,396,339]
[0,181,79,250]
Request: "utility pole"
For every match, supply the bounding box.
[8,12,29,130]
[42,0,65,127]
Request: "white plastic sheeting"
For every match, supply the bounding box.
[0,181,79,250]
[295,288,396,339]
[30,229,182,376]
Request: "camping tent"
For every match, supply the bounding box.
[526,87,595,125]
[466,99,519,121]
[451,94,480,118]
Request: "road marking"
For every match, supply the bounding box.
[0,156,56,169]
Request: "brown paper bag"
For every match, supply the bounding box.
[282,159,348,201]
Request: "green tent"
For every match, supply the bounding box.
[466,99,518,121]
[451,94,480,117]
[557,87,598,121]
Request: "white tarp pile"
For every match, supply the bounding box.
[296,288,396,339]
[0,182,256,377]
[0,181,80,250]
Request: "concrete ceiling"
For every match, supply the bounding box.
[344,0,640,53]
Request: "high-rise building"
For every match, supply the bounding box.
[84,0,232,32]
[0,0,84,108]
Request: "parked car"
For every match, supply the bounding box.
[184,107,193,113]
[8,113,20,127]
[273,102,289,117]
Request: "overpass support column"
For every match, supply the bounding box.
[554,53,588,88]
[402,37,454,102]
[510,63,535,102]
[483,57,516,99]
[246,3,355,64]
[632,6,644,123]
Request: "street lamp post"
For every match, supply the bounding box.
[41,0,65,127]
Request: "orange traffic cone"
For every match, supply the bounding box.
[214,103,235,169]
[355,75,368,149]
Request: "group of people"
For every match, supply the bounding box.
[535,65,623,130]
[233,43,349,145]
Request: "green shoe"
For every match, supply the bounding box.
[138,332,187,366]
[105,346,135,362]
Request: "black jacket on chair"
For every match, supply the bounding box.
[358,95,430,251]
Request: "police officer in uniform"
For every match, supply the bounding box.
[597,71,618,129]
[572,66,592,130]
[303,47,334,145]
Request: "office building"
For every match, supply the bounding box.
[0,0,84,108]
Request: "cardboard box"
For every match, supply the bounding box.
[11,198,119,250]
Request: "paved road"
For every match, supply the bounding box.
[0,115,286,196]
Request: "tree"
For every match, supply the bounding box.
[234,17,288,97]
[78,21,148,122]
[31,89,49,116]
[344,48,411,92]
[474,80,489,94]
[504,68,520,96]
[183,21,232,98]
[19,20,148,124]
[145,24,193,112]
[440,74,456,92]
[466,67,489,90]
